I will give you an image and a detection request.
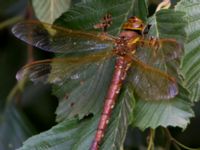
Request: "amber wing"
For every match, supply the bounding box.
[12,21,113,54]
[135,39,183,68]
[128,57,178,100]
[127,39,182,100]
[16,51,112,84]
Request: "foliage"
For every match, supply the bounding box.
[32,0,71,24]
[176,0,200,102]
[0,0,200,150]
[0,103,35,150]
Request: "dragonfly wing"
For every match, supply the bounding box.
[136,39,183,69]
[12,21,113,53]
[16,51,115,120]
[16,59,52,83]
[127,57,178,100]
[17,51,112,84]
[158,39,183,60]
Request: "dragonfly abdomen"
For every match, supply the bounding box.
[90,56,131,150]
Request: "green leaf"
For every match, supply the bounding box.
[19,119,94,150]
[18,118,95,150]
[54,0,135,35]
[132,0,149,22]
[0,103,36,150]
[53,0,135,121]
[18,85,135,150]
[18,0,138,149]
[32,0,71,24]
[133,85,194,130]
[147,9,187,41]
[175,0,200,102]
[52,0,138,122]
[101,85,135,150]
[132,9,194,129]
[54,58,115,121]
[17,0,197,149]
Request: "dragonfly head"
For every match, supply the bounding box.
[122,16,145,34]
[115,17,145,57]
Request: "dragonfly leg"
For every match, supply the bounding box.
[148,37,161,57]
[94,13,115,41]
[94,13,112,32]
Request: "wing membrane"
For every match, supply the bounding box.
[128,57,178,100]
[12,21,113,53]
[136,38,183,69]
[17,51,112,84]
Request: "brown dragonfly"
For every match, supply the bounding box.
[12,16,182,150]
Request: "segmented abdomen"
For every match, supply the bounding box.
[90,56,131,150]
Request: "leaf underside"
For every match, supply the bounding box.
[32,0,71,24]
[176,0,200,102]
[133,85,193,130]
[132,8,194,130]
[18,85,134,150]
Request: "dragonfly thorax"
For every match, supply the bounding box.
[113,30,140,57]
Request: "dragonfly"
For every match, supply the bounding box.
[12,15,182,150]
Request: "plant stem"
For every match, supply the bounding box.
[147,128,155,150]
[0,16,23,30]
[6,5,34,104]
[165,128,200,150]
[6,77,28,104]
[172,138,200,150]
